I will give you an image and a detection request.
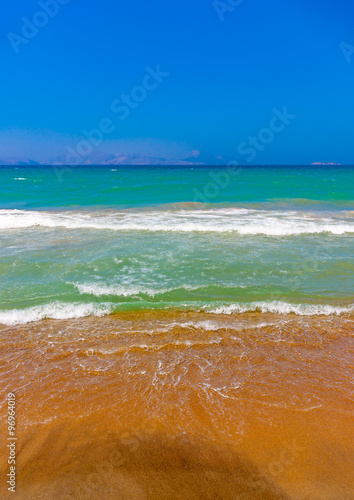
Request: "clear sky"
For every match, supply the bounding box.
[1,0,354,164]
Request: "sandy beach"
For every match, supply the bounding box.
[1,311,353,499]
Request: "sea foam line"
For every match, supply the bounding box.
[72,282,204,297]
[0,300,353,327]
[0,301,114,326]
[1,209,353,235]
[207,301,354,316]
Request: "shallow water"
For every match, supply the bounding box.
[0,312,353,498]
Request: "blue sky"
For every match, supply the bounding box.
[1,0,354,163]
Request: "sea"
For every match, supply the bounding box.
[1,165,354,498]
[0,165,353,325]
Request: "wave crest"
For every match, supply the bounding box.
[0,301,114,326]
[1,209,353,236]
[207,301,354,316]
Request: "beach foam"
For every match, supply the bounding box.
[208,301,354,316]
[1,209,353,235]
[0,301,114,326]
[72,282,206,297]
[0,300,353,326]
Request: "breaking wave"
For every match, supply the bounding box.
[0,302,114,326]
[1,209,353,236]
[0,300,353,326]
[207,301,354,316]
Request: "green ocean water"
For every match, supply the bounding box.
[0,165,353,209]
[0,165,353,325]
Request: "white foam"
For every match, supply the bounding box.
[208,301,354,316]
[0,299,352,327]
[72,282,202,297]
[0,301,114,326]
[1,209,353,235]
[168,320,228,331]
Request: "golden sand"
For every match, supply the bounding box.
[0,312,353,499]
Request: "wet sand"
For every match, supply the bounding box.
[0,311,353,499]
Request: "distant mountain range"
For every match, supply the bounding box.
[0,150,234,166]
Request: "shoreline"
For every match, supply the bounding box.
[1,303,354,329]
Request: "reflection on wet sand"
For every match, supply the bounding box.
[0,311,353,499]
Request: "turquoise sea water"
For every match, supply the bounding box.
[0,165,353,325]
